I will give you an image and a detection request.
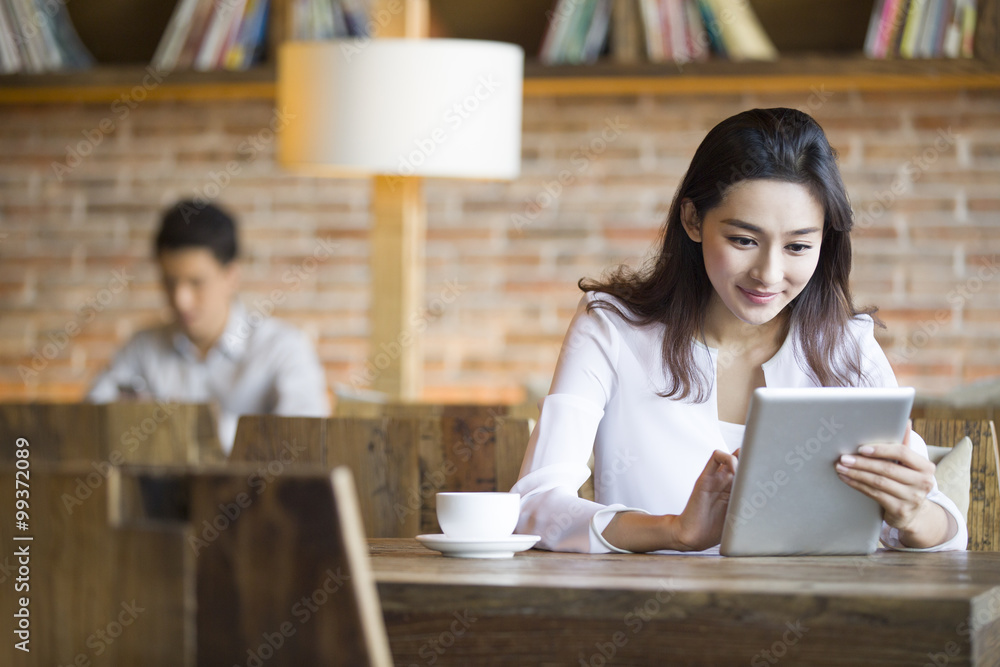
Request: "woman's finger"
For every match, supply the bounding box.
[837,452,932,491]
[851,443,935,475]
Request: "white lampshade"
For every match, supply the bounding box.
[277,38,524,179]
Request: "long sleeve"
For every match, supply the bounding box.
[878,429,969,551]
[270,328,331,418]
[86,334,150,403]
[854,317,969,551]
[512,295,635,553]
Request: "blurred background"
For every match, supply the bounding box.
[1,0,998,407]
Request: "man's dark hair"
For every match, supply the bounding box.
[155,200,238,265]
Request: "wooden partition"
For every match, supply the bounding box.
[0,403,225,465]
[333,398,540,422]
[232,413,532,536]
[912,402,997,421]
[0,463,390,666]
[914,419,1000,551]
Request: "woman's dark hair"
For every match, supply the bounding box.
[155,200,238,265]
[580,107,877,402]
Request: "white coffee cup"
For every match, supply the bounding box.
[436,492,520,539]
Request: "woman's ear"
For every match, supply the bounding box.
[680,200,702,243]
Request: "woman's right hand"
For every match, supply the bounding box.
[671,449,739,551]
[601,448,738,553]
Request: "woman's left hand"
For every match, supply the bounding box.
[834,422,937,535]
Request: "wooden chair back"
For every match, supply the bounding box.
[0,462,191,665]
[189,466,391,666]
[0,402,225,465]
[913,419,1000,551]
[232,414,531,536]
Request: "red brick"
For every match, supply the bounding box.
[4,94,1000,402]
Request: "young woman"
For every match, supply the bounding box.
[511,108,966,554]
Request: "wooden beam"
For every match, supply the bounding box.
[522,72,1000,96]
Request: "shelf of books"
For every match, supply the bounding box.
[0,0,998,104]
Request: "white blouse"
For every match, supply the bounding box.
[511,291,968,553]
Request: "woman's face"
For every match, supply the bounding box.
[682,179,824,328]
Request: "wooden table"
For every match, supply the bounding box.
[369,539,1000,666]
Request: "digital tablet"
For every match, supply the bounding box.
[720,387,915,557]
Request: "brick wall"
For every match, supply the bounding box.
[1,88,999,404]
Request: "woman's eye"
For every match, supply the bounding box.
[786,243,812,253]
[729,237,755,247]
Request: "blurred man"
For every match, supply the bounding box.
[88,200,329,453]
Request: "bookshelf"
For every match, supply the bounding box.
[1,0,998,104]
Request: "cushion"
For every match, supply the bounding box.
[926,436,973,523]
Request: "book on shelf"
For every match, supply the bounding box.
[194,0,247,71]
[639,0,665,61]
[610,0,644,63]
[151,0,370,73]
[702,0,777,61]
[580,0,613,63]
[540,0,770,65]
[695,0,726,58]
[0,0,93,73]
[225,0,270,70]
[899,0,929,57]
[865,0,978,59]
[683,0,708,61]
[663,0,688,62]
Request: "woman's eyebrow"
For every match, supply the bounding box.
[721,219,821,236]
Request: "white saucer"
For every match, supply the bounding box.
[415,534,541,559]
